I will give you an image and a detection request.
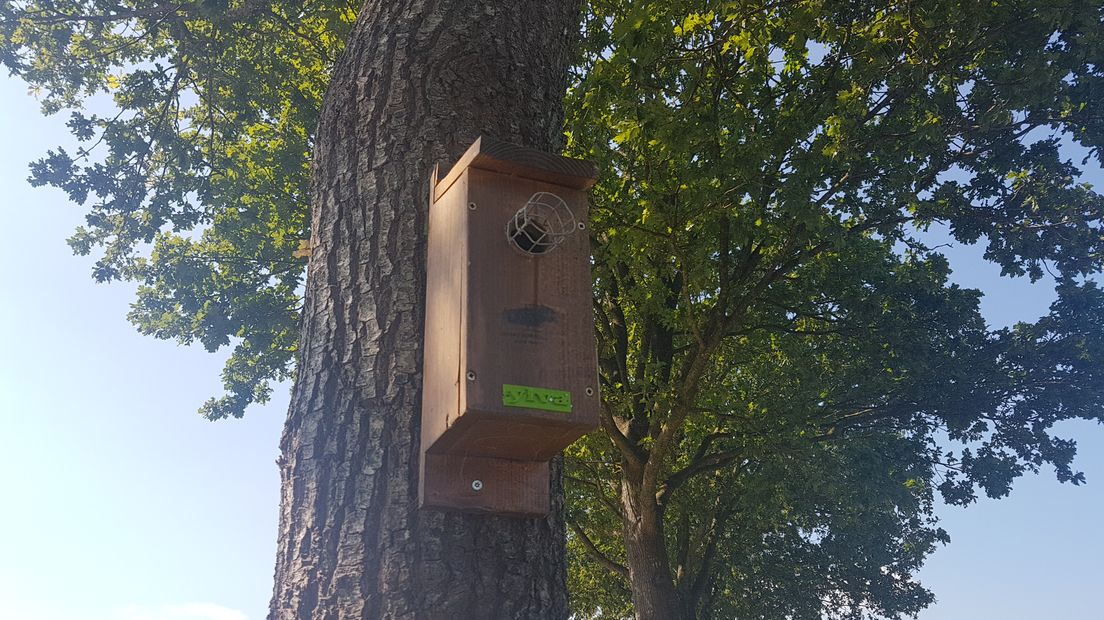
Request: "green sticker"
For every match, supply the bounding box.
[502,384,572,413]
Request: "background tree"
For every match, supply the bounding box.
[564,1,1104,618]
[4,1,1104,619]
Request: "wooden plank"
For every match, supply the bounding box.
[427,411,590,461]
[421,453,550,516]
[462,168,600,458]
[434,136,598,201]
[419,168,468,505]
[434,138,485,202]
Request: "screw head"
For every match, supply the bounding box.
[468,202,477,210]
[471,479,484,491]
[466,370,476,381]
[585,387,595,397]
[577,222,586,230]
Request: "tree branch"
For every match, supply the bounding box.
[568,519,629,580]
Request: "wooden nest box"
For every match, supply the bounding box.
[420,137,599,516]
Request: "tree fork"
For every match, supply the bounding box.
[269,1,580,617]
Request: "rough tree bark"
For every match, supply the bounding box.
[268,1,580,618]
[622,473,683,620]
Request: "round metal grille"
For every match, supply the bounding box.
[506,192,576,255]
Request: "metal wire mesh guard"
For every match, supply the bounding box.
[505,192,577,255]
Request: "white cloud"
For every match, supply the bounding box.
[113,602,249,620]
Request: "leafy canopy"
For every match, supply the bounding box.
[564,0,1104,617]
[2,0,354,419]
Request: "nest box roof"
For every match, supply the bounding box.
[433,136,598,202]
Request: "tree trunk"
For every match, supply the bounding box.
[268,1,579,618]
[621,476,684,620]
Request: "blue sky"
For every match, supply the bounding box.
[0,75,282,620]
[1,71,1102,620]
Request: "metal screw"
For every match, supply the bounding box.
[577,222,586,230]
[466,370,476,381]
[585,387,595,397]
[468,202,477,210]
[471,479,484,491]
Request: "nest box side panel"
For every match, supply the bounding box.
[420,170,469,462]
[459,167,600,460]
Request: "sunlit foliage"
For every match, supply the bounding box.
[2,0,355,418]
[564,1,1104,617]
